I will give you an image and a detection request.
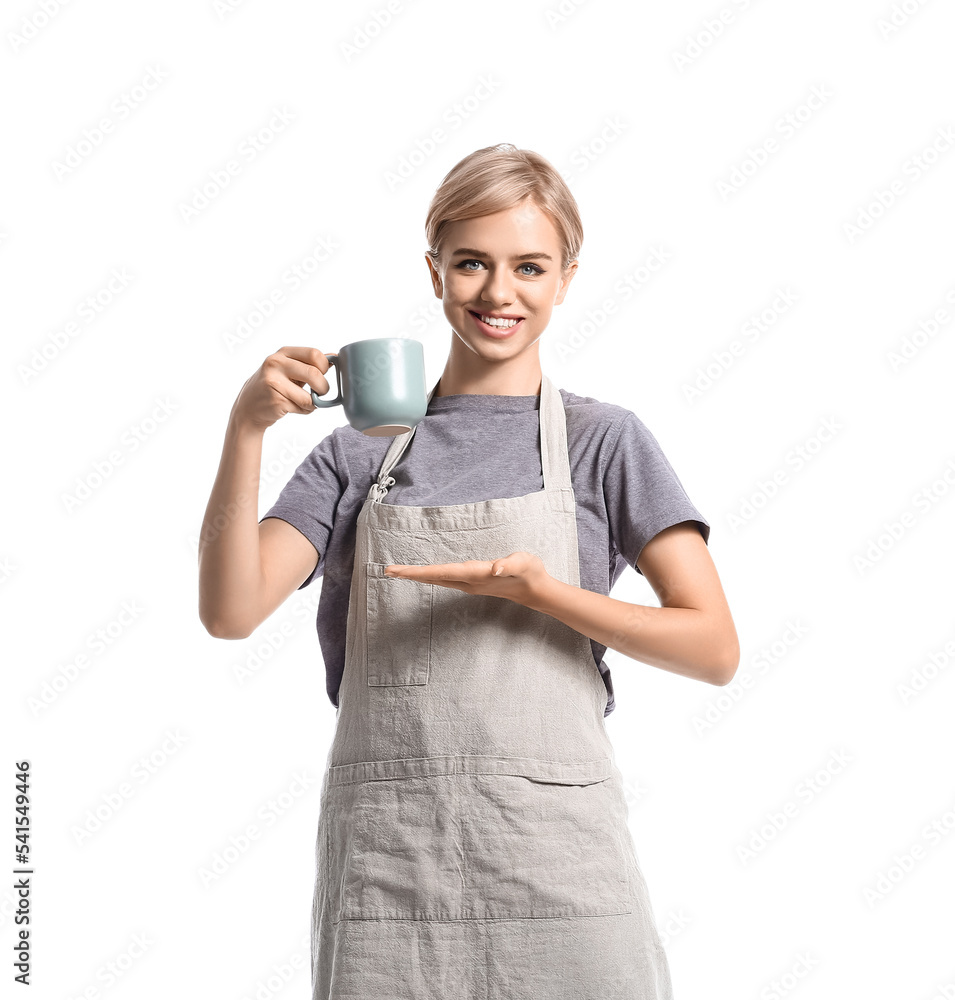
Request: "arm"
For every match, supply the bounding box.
[526,522,739,686]
[198,347,332,639]
[197,418,319,639]
[386,522,739,686]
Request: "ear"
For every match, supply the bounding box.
[425,253,443,298]
[554,261,578,306]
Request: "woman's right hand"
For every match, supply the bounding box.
[230,346,335,432]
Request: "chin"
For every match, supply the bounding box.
[468,338,528,358]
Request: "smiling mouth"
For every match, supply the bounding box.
[469,310,524,330]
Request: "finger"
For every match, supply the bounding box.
[279,346,334,372]
[264,352,325,412]
[272,358,324,408]
[275,379,319,414]
[426,562,493,581]
[283,356,328,388]
[278,348,336,404]
[491,554,520,576]
[386,565,453,580]
[387,562,489,581]
[385,567,471,592]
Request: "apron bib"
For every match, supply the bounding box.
[311,375,674,999]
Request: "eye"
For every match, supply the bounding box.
[454,259,545,276]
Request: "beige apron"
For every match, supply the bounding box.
[311,374,674,999]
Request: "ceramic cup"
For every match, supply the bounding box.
[309,338,428,437]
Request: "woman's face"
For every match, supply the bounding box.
[425,197,577,364]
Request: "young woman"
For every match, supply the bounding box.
[199,143,739,999]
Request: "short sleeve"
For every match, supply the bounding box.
[603,412,710,577]
[259,430,346,590]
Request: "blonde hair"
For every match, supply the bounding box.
[425,143,583,272]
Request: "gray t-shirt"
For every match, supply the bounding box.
[261,387,710,716]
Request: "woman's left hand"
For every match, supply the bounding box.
[384,551,551,608]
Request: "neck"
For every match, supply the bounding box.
[434,341,542,397]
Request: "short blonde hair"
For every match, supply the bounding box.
[425,143,583,272]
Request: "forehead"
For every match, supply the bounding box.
[443,202,561,252]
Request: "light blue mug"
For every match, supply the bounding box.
[309,338,428,437]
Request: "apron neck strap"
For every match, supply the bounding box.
[539,374,571,490]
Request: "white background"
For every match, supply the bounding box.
[3,1,954,998]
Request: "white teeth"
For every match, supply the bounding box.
[477,313,520,328]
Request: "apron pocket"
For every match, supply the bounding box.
[327,760,634,921]
[365,561,432,687]
[335,773,462,921]
[460,770,634,919]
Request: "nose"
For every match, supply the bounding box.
[478,265,516,308]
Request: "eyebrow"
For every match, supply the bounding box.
[449,247,554,262]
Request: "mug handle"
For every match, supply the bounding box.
[309,354,342,408]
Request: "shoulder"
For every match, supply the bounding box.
[557,385,649,446]
[557,385,687,492]
[305,422,393,483]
